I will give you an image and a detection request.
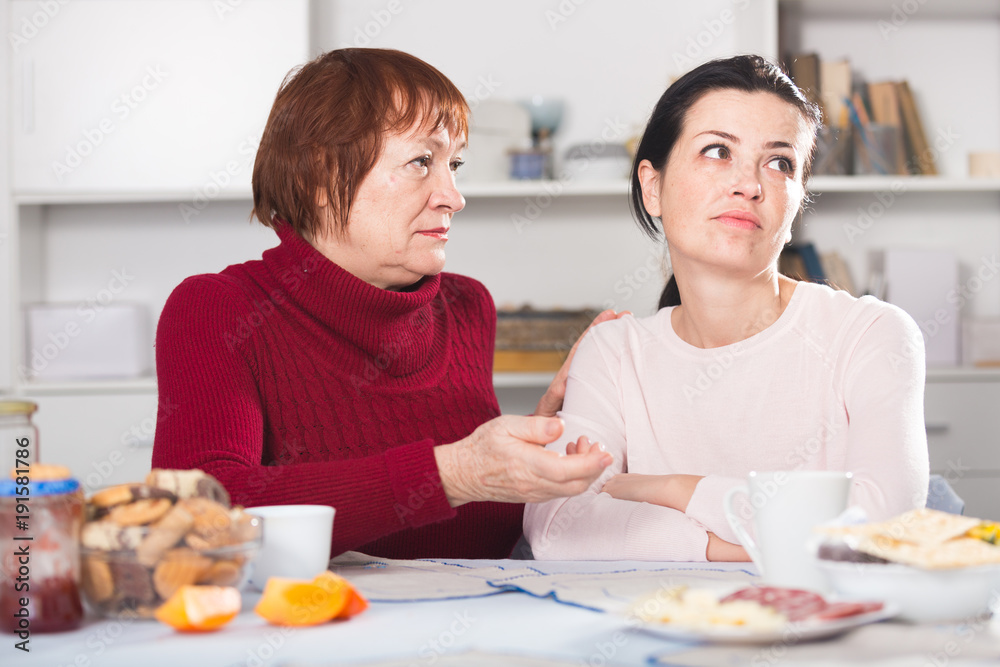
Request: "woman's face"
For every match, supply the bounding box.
[313,119,466,290]
[639,89,813,281]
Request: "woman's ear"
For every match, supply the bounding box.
[637,159,662,218]
[315,187,329,209]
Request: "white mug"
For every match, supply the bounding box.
[245,504,335,588]
[723,471,851,591]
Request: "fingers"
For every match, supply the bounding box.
[567,435,602,457]
[500,414,564,445]
[535,443,612,486]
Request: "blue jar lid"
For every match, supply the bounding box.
[0,478,80,497]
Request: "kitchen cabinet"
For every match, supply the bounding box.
[9,0,308,195]
[925,376,1000,519]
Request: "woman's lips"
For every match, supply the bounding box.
[715,210,761,230]
[417,228,449,239]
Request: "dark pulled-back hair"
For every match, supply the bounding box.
[252,48,469,240]
[628,55,822,308]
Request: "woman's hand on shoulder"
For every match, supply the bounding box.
[601,473,704,512]
[534,309,630,418]
[434,416,612,506]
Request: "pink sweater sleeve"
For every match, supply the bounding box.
[152,276,456,555]
[524,328,710,561]
[839,303,929,517]
[683,301,929,537]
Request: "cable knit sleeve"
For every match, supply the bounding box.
[152,275,457,556]
[523,322,710,561]
[839,301,929,518]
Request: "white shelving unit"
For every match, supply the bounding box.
[809,176,1000,193]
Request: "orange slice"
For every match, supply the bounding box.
[155,585,241,632]
[254,576,350,626]
[312,571,368,619]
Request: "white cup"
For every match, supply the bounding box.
[245,505,335,588]
[723,471,851,591]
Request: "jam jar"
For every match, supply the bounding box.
[0,468,85,633]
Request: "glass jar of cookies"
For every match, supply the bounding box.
[0,464,85,634]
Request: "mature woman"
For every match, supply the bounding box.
[152,48,614,560]
[524,55,929,561]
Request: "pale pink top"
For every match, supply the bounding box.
[524,282,930,561]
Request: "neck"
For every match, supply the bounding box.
[670,265,795,348]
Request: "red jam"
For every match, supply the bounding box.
[1,575,83,633]
[1,478,84,634]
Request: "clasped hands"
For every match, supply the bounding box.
[434,309,625,507]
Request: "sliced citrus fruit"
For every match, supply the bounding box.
[254,576,349,626]
[155,585,241,632]
[312,571,368,619]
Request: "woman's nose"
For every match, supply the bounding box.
[731,163,763,200]
[431,170,466,212]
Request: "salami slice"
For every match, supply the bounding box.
[811,600,884,622]
[721,587,826,621]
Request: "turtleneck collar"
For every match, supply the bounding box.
[262,222,445,378]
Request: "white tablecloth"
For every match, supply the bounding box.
[10,559,1000,667]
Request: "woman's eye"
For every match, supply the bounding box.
[703,145,730,160]
[766,156,794,173]
[451,159,465,172]
[411,155,431,168]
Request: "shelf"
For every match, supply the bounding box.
[783,0,1000,19]
[13,177,999,206]
[459,180,629,198]
[808,176,1000,194]
[14,189,254,206]
[926,367,1000,383]
[19,377,158,396]
[492,372,556,388]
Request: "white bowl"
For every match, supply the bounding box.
[818,560,1000,623]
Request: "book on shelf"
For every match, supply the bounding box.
[789,53,822,110]
[847,91,902,176]
[866,81,909,175]
[780,243,824,283]
[819,251,857,297]
[786,53,938,179]
[780,244,858,297]
[895,80,938,175]
[819,59,851,128]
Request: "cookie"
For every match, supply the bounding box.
[146,469,230,507]
[109,560,155,604]
[108,497,173,527]
[8,462,71,482]
[181,497,234,546]
[81,521,146,551]
[136,504,195,567]
[152,548,212,599]
[81,556,115,603]
[89,484,177,515]
[198,559,242,587]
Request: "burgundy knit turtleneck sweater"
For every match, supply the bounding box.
[152,223,522,559]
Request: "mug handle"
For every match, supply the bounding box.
[723,484,764,571]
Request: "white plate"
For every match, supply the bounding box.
[636,603,898,645]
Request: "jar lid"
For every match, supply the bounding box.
[0,399,38,416]
[0,478,80,497]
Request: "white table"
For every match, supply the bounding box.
[12,560,1000,667]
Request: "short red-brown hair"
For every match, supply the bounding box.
[252,48,469,239]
